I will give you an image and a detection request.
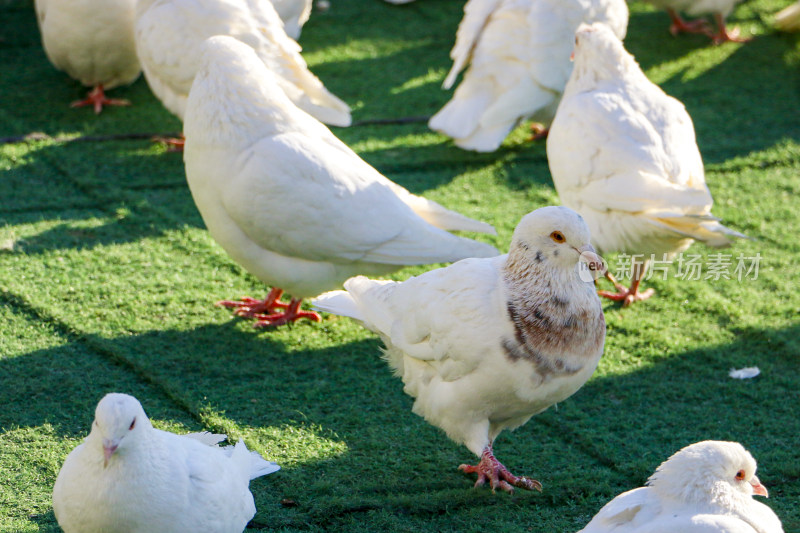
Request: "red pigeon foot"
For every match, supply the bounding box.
[153,134,185,152]
[667,9,711,36]
[70,85,130,114]
[252,298,321,328]
[528,123,550,141]
[710,14,750,44]
[459,444,542,493]
[597,271,654,307]
[216,287,290,318]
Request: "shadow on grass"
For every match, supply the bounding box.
[2,313,798,529]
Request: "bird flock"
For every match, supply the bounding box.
[29,0,788,531]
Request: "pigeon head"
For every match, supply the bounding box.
[648,441,768,506]
[92,393,151,467]
[570,22,634,81]
[509,206,603,275]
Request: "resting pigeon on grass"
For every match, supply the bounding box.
[271,0,312,39]
[641,0,748,43]
[313,206,606,492]
[547,23,744,306]
[184,36,498,328]
[52,393,279,533]
[134,0,350,130]
[34,0,141,113]
[428,0,628,152]
[579,440,784,533]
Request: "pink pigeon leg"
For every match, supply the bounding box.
[666,8,711,36]
[710,13,750,44]
[597,262,655,306]
[152,134,185,152]
[70,85,131,114]
[252,297,321,328]
[528,123,550,141]
[459,443,543,493]
[216,287,290,318]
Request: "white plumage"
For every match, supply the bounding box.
[579,441,784,533]
[547,23,744,305]
[270,0,312,39]
[183,36,498,327]
[313,206,606,492]
[53,393,279,533]
[775,1,800,31]
[34,0,141,113]
[134,0,350,126]
[428,0,628,152]
[640,0,748,43]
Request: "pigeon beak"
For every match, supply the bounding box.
[575,243,606,274]
[102,439,119,468]
[750,475,769,498]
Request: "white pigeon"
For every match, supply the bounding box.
[579,441,784,533]
[775,1,800,31]
[34,0,141,114]
[183,35,498,327]
[547,23,744,306]
[271,0,312,39]
[428,0,628,152]
[134,0,350,127]
[640,0,748,43]
[52,393,280,533]
[313,206,606,492]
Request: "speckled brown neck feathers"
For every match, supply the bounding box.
[501,245,605,379]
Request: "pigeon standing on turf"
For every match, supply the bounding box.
[34,0,141,113]
[547,23,744,306]
[428,0,628,152]
[271,0,312,39]
[313,206,606,492]
[134,0,351,127]
[640,0,748,43]
[183,36,499,327]
[52,393,280,533]
[579,440,784,533]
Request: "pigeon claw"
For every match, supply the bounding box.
[666,9,711,36]
[598,287,655,307]
[527,123,550,142]
[216,288,290,318]
[70,85,131,114]
[459,446,542,493]
[252,303,321,328]
[217,289,320,328]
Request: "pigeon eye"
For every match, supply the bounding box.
[129,418,136,431]
[735,470,746,481]
[550,231,566,243]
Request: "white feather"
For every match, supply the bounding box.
[52,393,279,533]
[183,36,498,300]
[579,441,784,533]
[313,206,606,469]
[134,0,350,126]
[429,0,628,152]
[547,23,745,258]
[34,0,140,90]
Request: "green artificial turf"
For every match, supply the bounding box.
[1,0,799,530]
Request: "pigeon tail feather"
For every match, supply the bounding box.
[312,289,362,321]
[651,214,747,247]
[186,432,227,446]
[229,439,280,480]
[394,188,496,234]
[775,1,800,31]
